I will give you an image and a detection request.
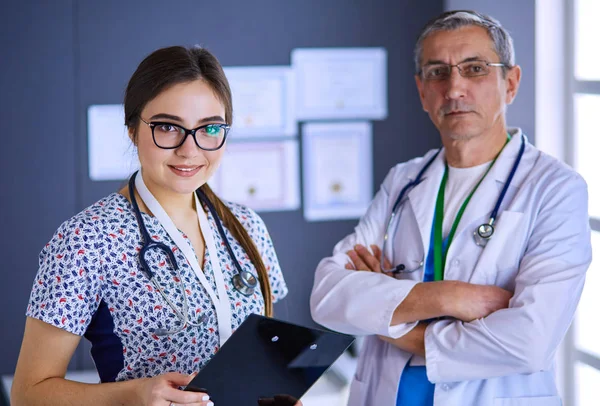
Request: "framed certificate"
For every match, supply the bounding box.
[209,140,300,212]
[224,66,296,138]
[302,122,373,221]
[87,104,139,181]
[292,48,387,120]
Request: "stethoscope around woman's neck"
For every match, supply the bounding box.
[127,171,258,297]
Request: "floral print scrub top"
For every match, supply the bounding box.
[26,193,288,382]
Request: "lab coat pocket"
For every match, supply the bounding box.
[471,211,524,287]
[389,205,425,281]
[347,377,369,406]
[494,396,562,406]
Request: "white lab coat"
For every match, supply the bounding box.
[310,129,592,406]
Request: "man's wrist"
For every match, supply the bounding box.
[437,280,462,318]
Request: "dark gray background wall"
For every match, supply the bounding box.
[0,1,79,373]
[0,0,534,376]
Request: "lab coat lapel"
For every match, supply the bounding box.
[407,150,447,258]
[449,129,524,253]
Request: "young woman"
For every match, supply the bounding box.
[12,46,290,406]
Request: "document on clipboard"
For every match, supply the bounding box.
[185,314,355,405]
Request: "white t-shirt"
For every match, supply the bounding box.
[443,161,492,237]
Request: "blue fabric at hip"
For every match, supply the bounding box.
[396,210,444,405]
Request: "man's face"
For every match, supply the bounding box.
[415,25,521,142]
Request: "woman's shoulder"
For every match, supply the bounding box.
[222,200,267,232]
[48,193,131,242]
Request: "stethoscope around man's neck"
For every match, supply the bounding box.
[129,172,258,304]
[381,133,526,274]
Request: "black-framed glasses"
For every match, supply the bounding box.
[139,117,230,151]
[420,60,507,81]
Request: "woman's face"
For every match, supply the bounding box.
[132,79,227,201]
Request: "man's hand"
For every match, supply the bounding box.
[345,244,392,274]
[446,282,512,322]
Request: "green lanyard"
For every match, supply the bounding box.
[433,138,509,281]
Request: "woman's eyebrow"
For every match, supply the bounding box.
[148,113,225,125]
[198,115,226,124]
[148,113,182,122]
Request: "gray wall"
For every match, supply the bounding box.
[0,2,79,373]
[0,0,445,375]
[445,0,536,140]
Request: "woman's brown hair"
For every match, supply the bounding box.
[124,45,273,316]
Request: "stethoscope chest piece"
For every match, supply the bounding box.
[232,271,258,296]
[474,223,495,247]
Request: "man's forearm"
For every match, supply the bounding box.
[390,281,455,325]
[379,323,427,357]
[391,280,511,326]
[344,245,504,328]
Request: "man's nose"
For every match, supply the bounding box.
[444,68,468,100]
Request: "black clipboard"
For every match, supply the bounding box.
[185,314,355,405]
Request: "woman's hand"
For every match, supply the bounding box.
[137,372,213,406]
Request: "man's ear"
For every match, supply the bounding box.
[415,74,429,113]
[505,65,521,105]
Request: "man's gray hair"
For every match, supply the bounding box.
[414,10,515,75]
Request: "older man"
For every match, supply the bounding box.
[310,10,591,406]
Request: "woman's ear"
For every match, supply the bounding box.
[128,127,137,146]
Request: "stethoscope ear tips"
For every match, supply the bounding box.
[149,313,209,337]
[151,327,169,336]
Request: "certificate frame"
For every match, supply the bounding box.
[302,122,373,221]
[209,140,300,213]
[292,48,388,120]
[224,66,296,138]
[87,104,140,181]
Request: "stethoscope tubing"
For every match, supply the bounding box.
[195,190,257,291]
[382,134,525,273]
[127,172,257,335]
[486,135,526,228]
[128,174,209,334]
[381,150,442,273]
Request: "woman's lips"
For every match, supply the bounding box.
[168,165,202,177]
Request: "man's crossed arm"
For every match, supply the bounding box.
[345,244,512,357]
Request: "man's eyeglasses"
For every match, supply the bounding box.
[420,60,507,81]
[140,118,230,151]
